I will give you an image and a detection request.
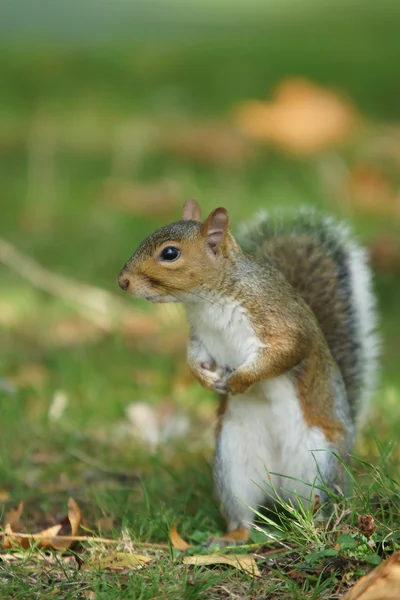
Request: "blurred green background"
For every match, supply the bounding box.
[0,0,399,526]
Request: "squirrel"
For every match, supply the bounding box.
[117,199,379,544]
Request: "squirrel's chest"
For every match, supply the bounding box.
[186,299,261,368]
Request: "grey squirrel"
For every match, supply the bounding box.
[118,199,379,544]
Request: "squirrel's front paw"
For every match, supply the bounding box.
[207,365,231,394]
[196,364,231,394]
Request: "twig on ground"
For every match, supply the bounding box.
[0,237,133,331]
[0,531,169,549]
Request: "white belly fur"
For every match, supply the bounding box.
[219,375,331,508]
[186,297,332,522]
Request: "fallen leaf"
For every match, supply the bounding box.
[96,516,115,533]
[170,525,191,551]
[0,491,11,502]
[341,550,400,599]
[162,123,255,167]
[120,401,191,449]
[234,78,357,155]
[29,450,63,464]
[2,497,81,551]
[13,364,49,387]
[104,178,180,217]
[52,497,81,549]
[49,317,104,346]
[84,552,152,572]
[122,313,161,339]
[183,553,261,577]
[369,235,400,272]
[26,524,63,550]
[4,501,24,527]
[48,390,69,423]
[343,164,399,216]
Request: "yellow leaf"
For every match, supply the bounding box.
[103,178,180,217]
[234,78,357,156]
[0,491,11,502]
[169,525,191,551]
[84,552,152,571]
[183,553,261,577]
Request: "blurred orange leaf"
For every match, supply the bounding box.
[342,550,400,599]
[49,317,104,346]
[343,164,400,216]
[162,123,255,167]
[234,78,357,155]
[169,525,191,551]
[369,235,400,272]
[96,516,115,533]
[122,313,161,339]
[104,178,180,217]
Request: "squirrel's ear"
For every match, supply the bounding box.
[182,199,202,221]
[200,207,229,252]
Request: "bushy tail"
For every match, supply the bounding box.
[236,208,380,426]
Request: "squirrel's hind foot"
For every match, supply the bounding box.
[204,527,249,548]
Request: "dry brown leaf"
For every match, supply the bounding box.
[169,525,191,551]
[96,516,115,533]
[51,497,81,550]
[343,164,400,216]
[183,553,261,577]
[2,524,29,550]
[49,317,104,346]
[4,501,24,527]
[122,313,161,339]
[27,524,63,550]
[2,497,81,551]
[369,235,400,272]
[234,78,357,155]
[162,123,255,167]
[341,550,400,599]
[84,551,152,572]
[104,178,180,217]
[0,491,11,502]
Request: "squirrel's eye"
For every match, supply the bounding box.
[160,246,181,261]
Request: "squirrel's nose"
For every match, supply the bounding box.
[118,277,130,291]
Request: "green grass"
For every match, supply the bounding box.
[1,6,400,598]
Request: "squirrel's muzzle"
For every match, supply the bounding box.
[117,276,130,291]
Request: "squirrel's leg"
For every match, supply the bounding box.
[211,399,274,545]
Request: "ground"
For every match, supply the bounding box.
[0,3,400,598]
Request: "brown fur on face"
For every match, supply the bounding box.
[117,201,241,301]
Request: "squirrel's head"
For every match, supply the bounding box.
[117,199,240,303]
